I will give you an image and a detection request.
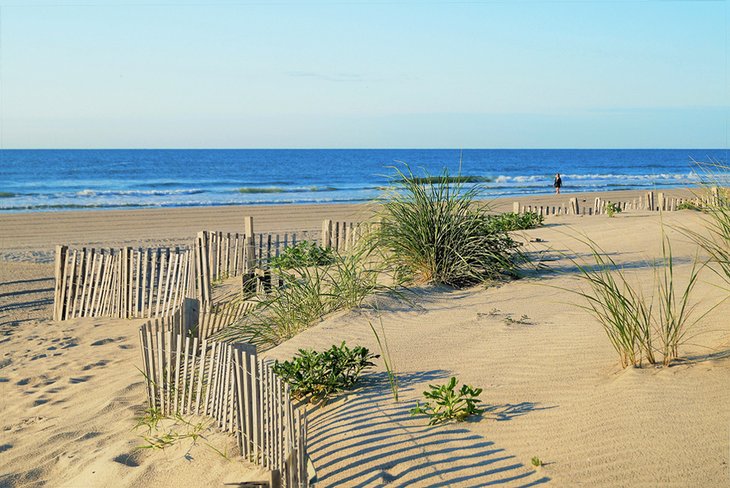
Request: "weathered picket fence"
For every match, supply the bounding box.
[512,188,724,217]
[197,299,258,340]
[197,217,312,282]
[321,219,369,253]
[53,245,195,321]
[138,313,309,487]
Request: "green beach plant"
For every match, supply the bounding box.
[531,456,543,467]
[368,314,399,402]
[568,233,708,367]
[270,240,336,269]
[677,201,702,211]
[371,164,521,287]
[218,265,330,348]
[605,202,622,218]
[410,377,484,425]
[680,160,730,286]
[485,211,543,232]
[134,409,228,458]
[219,248,387,349]
[272,342,378,403]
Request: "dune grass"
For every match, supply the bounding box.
[681,160,730,287]
[569,234,707,367]
[371,165,521,287]
[217,247,387,349]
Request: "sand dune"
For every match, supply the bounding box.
[1,194,728,487]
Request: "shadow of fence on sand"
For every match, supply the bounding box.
[307,371,551,487]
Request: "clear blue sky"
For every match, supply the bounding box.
[0,0,727,148]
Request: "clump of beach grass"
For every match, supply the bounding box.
[371,164,521,287]
[681,159,730,286]
[569,233,709,367]
[217,248,387,349]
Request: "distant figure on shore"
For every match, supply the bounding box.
[554,173,562,194]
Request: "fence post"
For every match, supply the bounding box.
[322,219,332,249]
[53,245,68,321]
[646,191,655,211]
[512,202,520,214]
[657,192,665,211]
[196,232,212,308]
[569,198,579,215]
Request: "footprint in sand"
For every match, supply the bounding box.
[91,336,127,347]
[69,376,92,384]
[82,360,109,371]
[112,453,142,468]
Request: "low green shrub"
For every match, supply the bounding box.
[219,248,387,349]
[410,377,484,425]
[486,211,543,231]
[270,241,336,269]
[677,201,701,211]
[605,202,622,217]
[272,342,378,403]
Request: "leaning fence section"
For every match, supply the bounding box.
[139,317,309,487]
[53,245,195,321]
[197,299,258,340]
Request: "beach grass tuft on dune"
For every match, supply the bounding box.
[372,165,521,287]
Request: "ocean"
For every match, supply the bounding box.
[0,149,726,212]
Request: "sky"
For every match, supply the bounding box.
[0,0,727,149]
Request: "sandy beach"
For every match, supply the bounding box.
[1,188,728,487]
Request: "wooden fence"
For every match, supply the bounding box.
[512,189,724,217]
[197,299,258,340]
[53,245,195,321]
[138,316,309,487]
[321,220,369,253]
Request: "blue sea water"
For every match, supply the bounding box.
[0,149,727,212]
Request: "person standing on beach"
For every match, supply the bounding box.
[554,173,562,194]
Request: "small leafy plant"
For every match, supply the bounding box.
[531,456,543,467]
[486,211,544,232]
[504,314,532,325]
[677,201,701,211]
[273,342,379,403]
[605,202,622,217]
[410,377,484,425]
[133,408,228,458]
[270,241,336,269]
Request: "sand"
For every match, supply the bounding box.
[1,189,728,487]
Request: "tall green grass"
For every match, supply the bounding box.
[569,234,706,367]
[371,165,521,287]
[217,248,387,349]
[681,160,730,287]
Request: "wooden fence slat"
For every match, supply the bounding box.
[53,246,68,321]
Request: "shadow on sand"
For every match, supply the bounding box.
[307,370,551,487]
